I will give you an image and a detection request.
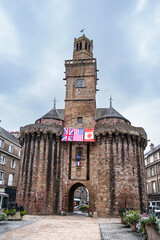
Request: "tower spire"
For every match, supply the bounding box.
[109,95,113,108]
[53,97,57,109]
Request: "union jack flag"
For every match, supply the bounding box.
[61,128,74,141]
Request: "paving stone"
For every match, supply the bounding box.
[0,216,146,240]
[0,215,101,240]
[98,218,145,240]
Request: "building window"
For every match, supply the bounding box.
[0,139,4,148]
[0,155,6,165]
[147,158,150,164]
[11,159,15,169]
[88,44,90,52]
[77,117,83,124]
[76,147,83,158]
[158,164,160,173]
[85,42,87,50]
[79,42,82,50]
[152,181,156,193]
[76,43,78,51]
[18,149,21,157]
[153,154,157,161]
[0,171,4,185]
[9,145,13,153]
[146,183,149,194]
[151,167,155,176]
[8,173,14,186]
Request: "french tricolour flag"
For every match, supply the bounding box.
[76,161,81,166]
[73,128,84,141]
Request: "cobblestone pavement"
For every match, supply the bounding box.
[0,216,146,240]
[98,218,145,240]
[0,215,101,240]
[0,219,38,235]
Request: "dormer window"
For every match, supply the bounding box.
[153,154,157,161]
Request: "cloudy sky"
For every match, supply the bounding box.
[0,0,160,152]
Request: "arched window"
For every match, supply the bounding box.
[79,42,82,50]
[76,43,78,51]
[88,44,90,52]
[85,42,88,50]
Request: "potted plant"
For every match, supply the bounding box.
[0,212,8,223]
[125,210,141,231]
[3,204,26,221]
[140,214,160,240]
[119,208,126,224]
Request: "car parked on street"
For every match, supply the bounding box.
[149,206,160,217]
[74,204,88,211]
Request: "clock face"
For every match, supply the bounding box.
[75,79,85,88]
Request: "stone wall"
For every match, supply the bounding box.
[16,127,62,215]
[90,131,147,217]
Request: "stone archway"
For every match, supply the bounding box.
[68,182,88,213]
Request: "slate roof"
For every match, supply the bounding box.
[95,107,130,123]
[0,127,20,145]
[41,109,64,121]
[37,106,130,123]
[144,144,160,158]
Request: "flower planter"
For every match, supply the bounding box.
[120,217,124,224]
[131,221,137,232]
[8,212,22,221]
[145,225,160,240]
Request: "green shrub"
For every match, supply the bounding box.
[125,210,141,225]
[20,209,26,217]
[140,214,160,234]
[119,208,126,218]
[3,208,16,216]
[0,213,8,221]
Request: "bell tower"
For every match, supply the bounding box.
[64,35,98,128]
[73,35,93,60]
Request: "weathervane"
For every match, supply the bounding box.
[53,97,57,109]
[80,28,85,35]
[109,95,113,108]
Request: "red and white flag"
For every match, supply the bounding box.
[84,128,94,142]
[60,120,62,126]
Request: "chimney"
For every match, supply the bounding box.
[150,143,154,150]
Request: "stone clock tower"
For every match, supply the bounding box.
[64,35,98,128]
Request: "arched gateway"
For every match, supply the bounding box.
[16,35,148,217]
[68,182,89,213]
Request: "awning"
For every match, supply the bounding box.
[0,192,9,197]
